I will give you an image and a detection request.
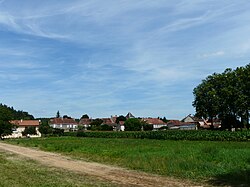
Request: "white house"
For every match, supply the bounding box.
[49,117,78,131]
[4,120,41,138]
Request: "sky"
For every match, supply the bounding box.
[1,0,250,119]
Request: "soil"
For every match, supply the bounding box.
[0,142,200,187]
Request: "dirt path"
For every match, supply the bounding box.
[0,142,199,187]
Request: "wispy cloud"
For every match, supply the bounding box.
[1,0,250,118]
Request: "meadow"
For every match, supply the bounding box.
[7,137,250,186]
[0,150,114,187]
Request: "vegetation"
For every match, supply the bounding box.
[68,130,250,141]
[7,137,250,186]
[193,64,250,130]
[124,118,143,131]
[80,114,89,119]
[0,103,35,137]
[0,106,13,137]
[0,103,34,120]
[38,120,52,135]
[115,115,126,124]
[22,126,37,136]
[0,151,114,187]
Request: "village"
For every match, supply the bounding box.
[4,112,221,139]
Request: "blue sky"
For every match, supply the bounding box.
[1,0,250,119]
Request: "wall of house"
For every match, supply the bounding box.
[3,127,41,138]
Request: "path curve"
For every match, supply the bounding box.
[0,142,197,187]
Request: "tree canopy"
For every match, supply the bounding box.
[124,118,143,131]
[0,103,34,120]
[80,114,89,119]
[193,64,250,130]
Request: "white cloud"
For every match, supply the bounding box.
[199,51,225,58]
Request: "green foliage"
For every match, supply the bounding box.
[88,124,113,131]
[73,130,250,141]
[39,120,52,135]
[143,123,153,131]
[22,126,37,136]
[90,118,103,127]
[99,124,113,131]
[0,103,34,120]
[52,128,64,136]
[124,118,142,131]
[115,115,126,124]
[0,106,13,136]
[80,114,89,119]
[193,64,250,129]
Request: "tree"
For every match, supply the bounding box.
[124,118,142,131]
[63,115,72,119]
[0,106,13,137]
[115,115,126,124]
[39,120,52,135]
[56,111,60,118]
[143,123,153,131]
[80,114,89,119]
[90,118,103,127]
[22,126,37,136]
[193,64,250,130]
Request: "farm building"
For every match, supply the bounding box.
[4,119,41,138]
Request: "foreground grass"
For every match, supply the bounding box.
[0,150,115,187]
[8,137,250,186]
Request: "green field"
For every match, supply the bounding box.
[7,137,250,186]
[0,150,114,187]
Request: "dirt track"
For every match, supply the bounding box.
[0,142,198,187]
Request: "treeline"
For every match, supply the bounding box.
[0,103,34,120]
[193,64,250,130]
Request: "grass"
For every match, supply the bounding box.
[0,150,115,187]
[7,137,250,186]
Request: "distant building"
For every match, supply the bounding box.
[4,120,41,138]
[126,112,135,119]
[49,117,78,131]
[142,118,167,130]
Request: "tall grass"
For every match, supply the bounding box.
[8,137,250,186]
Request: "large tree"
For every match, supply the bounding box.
[193,64,250,130]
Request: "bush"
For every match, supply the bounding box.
[143,124,153,131]
[71,130,250,141]
[22,126,37,136]
[124,118,142,131]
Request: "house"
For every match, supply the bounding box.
[4,119,41,138]
[79,118,92,130]
[202,118,221,129]
[182,114,206,128]
[100,117,117,130]
[142,118,167,130]
[49,117,78,131]
[116,121,125,131]
[167,120,197,130]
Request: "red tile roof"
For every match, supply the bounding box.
[79,118,92,125]
[102,118,116,125]
[50,118,78,125]
[10,120,40,127]
[143,118,166,125]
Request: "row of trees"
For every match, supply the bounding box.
[193,64,250,130]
